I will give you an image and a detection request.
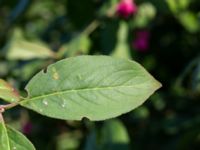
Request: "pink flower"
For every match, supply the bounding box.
[116,0,137,19]
[132,30,150,52]
[22,122,33,135]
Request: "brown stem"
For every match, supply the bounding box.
[0,102,20,122]
[0,102,19,123]
[0,102,19,111]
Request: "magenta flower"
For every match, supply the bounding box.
[132,30,150,52]
[116,0,137,19]
[22,121,33,135]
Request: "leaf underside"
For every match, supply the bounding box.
[20,55,161,121]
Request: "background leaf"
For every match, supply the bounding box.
[178,11,199,33]
[0,122,35,150]
[0,79,20,103]
[20,56,161,121]
[84,119,130,150]
[100,119,130,150]
[0,122,9,150]
[4,28,55,60]
[6,40,55,60]
[6,125,36,150]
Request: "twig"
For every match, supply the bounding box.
[0,102,19,111]
[82,19,100,35]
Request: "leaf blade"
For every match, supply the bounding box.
[6,125,36,150]
[0,122,10,150]
[6,40,55,60]
[0,121,35,150]
[0,79,20,103]
[20,56,161,121]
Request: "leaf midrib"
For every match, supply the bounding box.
[22,83,152,103]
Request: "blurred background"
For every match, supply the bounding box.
[0,0,200,149]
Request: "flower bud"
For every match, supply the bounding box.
[116,0,137,19]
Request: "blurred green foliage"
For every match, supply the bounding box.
[0,0,200,149]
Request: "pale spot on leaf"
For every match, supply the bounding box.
[52,67,59,80]
[42,100,48,106]
[61,101,66,108]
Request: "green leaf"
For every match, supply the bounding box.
[0,122,9,150]
[20,55,161,121]
[166,0,190,13]
[6,40,55,60]
[0,79,20,103]
[0,122,35,150]
[5,28,55,60]
[84,119,130,150]
[6,125,36,150]
[132,3,156,28]
[178,11,199,33]
[101,119,130,150]
[0,61,9,77]
[56,131,81,150]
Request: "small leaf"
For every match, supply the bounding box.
[84,119,130,150]
[132,3,156,28]
[56,131,81,150]
[101,119,130,150]
[0,122,35,150]
[20,55,161,121]
[5,28,55,60]
[0,79,20,103]
[166,0,190,13]
[103,120,130,143]
[6,40,55,60]
[178,11,199,33]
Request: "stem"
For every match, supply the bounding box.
[82,19,100,35]
[0,101,21,122]
[0,102,19,111]
[0,102,19,123]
